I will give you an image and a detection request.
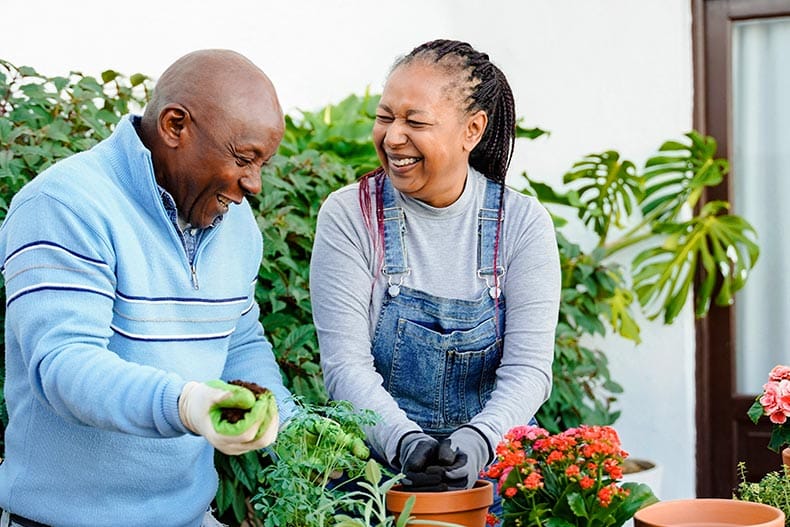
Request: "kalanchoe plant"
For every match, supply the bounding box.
[484,425,658,527]
[748,365,790,453]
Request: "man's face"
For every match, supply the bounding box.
[170,101,284,229]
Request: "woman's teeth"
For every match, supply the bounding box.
[391,157,419,167]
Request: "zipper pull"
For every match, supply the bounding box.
[190,264,199,290]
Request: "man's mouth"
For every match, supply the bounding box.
[217,195,230,212]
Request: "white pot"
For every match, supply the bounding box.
[621,459,663,527]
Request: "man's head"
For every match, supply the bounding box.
[140,49,284,228]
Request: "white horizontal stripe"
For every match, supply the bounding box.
[110,324,234,341]
[7,282,115,304]
[117,296,247,306]
[6,244,110,270]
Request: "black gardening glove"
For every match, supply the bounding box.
[437,426,493,490]
[396,431,448,492]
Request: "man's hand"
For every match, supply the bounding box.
[178,381,279,455]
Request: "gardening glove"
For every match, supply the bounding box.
[396,431,447,492]
[178,380,279,455]
[438,426,493,490]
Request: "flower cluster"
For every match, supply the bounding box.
[484,425,657,527]
[748,365,790,452]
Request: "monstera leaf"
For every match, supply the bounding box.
[563,151,642,241]
[632,200,759,322]
[641,131,728,224]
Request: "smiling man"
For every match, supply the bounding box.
[0,49,294,527]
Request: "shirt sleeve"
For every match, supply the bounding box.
[1,193,186,437]
[469,194,561,453]
[310,188,421,464]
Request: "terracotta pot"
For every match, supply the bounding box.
[386,479,493,527]
[782,447,790,468]
[633,498,784,527]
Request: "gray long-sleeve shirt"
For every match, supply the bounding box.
[310,168,561,463]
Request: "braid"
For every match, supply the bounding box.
[394,39,517,185]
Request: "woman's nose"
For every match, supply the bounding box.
[384,121,408,147]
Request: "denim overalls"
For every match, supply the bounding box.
[371,175,505,439]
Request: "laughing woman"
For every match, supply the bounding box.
[310,39,561,511]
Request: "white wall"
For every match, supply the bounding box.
[1,0,696,500]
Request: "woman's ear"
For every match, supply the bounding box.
[158,104,190,148]
[463,110,488,152]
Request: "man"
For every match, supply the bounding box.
[0,49,294,526]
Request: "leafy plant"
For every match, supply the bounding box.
[528,132,759,430]
[250,399,399,527]
[734,462,790,526]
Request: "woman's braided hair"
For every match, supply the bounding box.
[393,39,517,185]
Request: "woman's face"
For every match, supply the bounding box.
[373,62,486,208]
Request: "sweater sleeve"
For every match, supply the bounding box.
[221,286,296,424]
[310,188,421,464]
[0,193,186,437]
[469,194,561,453]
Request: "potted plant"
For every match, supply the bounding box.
[484,424,658,526]
[733,462,790,526]
[748,365,790,466]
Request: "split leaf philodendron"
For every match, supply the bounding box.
[206,379,277,438]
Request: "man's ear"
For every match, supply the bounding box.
[463,110,488,152]
[158,104,190,148]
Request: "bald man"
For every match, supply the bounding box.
[0,49,294,527]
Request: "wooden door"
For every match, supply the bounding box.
[694,0,790,497]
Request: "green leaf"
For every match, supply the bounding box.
[747,398,764,425]
[567,492,588,518]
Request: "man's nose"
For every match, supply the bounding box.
[240,169,262,195]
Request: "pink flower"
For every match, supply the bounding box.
[769,365,790,381]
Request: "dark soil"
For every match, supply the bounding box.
[220,379,271,424]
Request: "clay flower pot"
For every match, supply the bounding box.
[782,447,790,468]
[386,479,494,527]
[634,498,784,527]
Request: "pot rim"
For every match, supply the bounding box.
[386,479,494,513]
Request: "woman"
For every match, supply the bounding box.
[310,39,560,493]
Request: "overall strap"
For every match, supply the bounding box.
[381,176,409,296]
[478,178,505,298]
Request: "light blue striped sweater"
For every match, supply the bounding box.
[0,115,293,526]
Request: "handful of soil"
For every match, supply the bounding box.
[207,379,276,437]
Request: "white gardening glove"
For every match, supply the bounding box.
[178,381,279,455]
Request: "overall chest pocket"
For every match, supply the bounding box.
[384,316,502,433]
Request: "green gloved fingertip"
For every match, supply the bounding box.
[206,380,256,409]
